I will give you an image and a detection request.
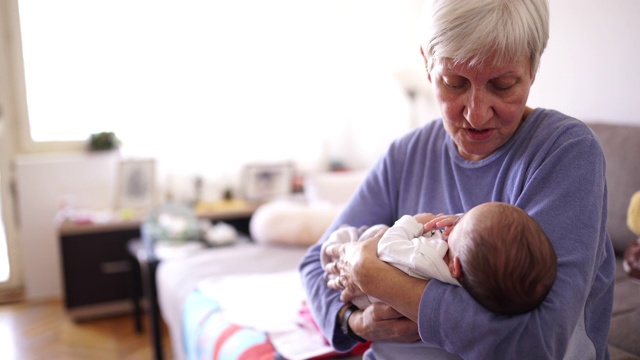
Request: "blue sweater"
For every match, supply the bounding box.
[299,108,615,359]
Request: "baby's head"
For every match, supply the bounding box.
[447,202,557,315]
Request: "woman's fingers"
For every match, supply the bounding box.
[327,270,345,290]
[324,260,340,275]
[323,243,341,259]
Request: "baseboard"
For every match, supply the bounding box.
[0,286,25,304]
[67,300,135,321]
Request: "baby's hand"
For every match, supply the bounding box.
[424,214,462,237]
[412,213,443,225]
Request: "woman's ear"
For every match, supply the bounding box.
[449,257,462,279]
[420,46,432,83]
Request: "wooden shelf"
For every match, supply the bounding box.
[58,200,260,237]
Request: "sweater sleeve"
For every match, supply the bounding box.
[298,152,400,351]
[420,125,614,359]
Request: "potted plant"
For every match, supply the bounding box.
[88,131,120,151]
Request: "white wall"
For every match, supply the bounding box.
[529,0,640,124]
[14,0,640,300]
[15,152,120,299]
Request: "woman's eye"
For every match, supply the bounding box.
[492,79,517,91]
[443,77,466,89]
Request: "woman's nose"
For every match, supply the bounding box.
[464,89,493,128]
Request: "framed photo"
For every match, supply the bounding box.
[115,158,156,210]
[241,162,295,202]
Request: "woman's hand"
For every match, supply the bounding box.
[324,242,357,293]
[331,230,421,343]
[324,228,384,299]
[327,225,427,328]
[349,302,420,343]
[324,228,386,297]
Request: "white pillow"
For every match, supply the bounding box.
[249,200,342,246]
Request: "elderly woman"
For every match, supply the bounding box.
[299,0,615,358]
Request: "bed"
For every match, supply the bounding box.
[156,171,370,360]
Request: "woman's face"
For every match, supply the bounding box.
[427,54,535,161]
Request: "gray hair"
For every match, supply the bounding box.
[420,0,549,75]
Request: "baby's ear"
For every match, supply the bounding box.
[449,257,463,279]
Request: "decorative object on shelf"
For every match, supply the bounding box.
[193,176,204,206]
[115,158,157,211]
[223,187,234,201]
[142,202,199,244]
[241,162,295,202]
[88,131,120,151]
[329,159,349,172]
[201,221,238,246]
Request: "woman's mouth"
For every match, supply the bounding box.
[464,128,493,140]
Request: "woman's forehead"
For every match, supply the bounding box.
[434,55,530,76]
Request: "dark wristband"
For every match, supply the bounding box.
[340,304,367,343]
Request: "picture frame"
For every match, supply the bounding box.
[115,158,157,210]
[241,162,295,202]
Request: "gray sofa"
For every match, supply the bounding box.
[588,123,640,359]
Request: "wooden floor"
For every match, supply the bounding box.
[0,298,173,360]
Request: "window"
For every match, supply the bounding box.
[3,0,423,297]
[16,1,422,177]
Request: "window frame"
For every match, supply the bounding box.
[0,0,25,295]
[4,0,85,155]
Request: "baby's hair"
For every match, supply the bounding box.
[457,203,557,315]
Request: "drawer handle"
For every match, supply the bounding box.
[100,261,132,274]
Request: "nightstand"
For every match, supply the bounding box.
[58,219,142,320]
[57,200,259,323]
